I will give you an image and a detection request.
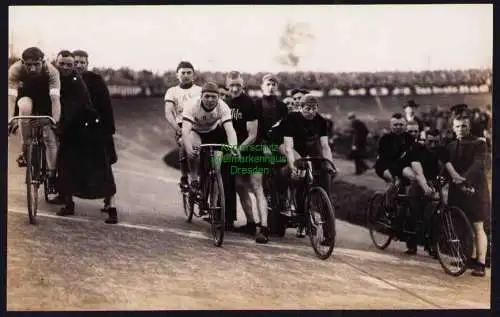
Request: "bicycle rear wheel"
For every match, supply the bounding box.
[26,143,41,225]
[306,186,336,260]
[367,192,393,250]
[208,171,225,247]
[435,205,474,276]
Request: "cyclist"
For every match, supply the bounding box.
[164,61,202,190]
[181,81,239,198]
[374,113,415,188]
[225,71,269,243]
[400,129,447,255]
[8,47,61,200]
[279,94,336,239]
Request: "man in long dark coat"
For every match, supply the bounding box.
[73,49,118,218]
[444,114,490,277]
[54,50,118,224]
[347,112,369,175]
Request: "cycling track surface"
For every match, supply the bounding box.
[6,98,491,310]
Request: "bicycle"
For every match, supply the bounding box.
[367,175,475,276]
[266,156,337,260]
[8,115,57,225]
[181,144,227,247]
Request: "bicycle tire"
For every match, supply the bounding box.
[367,192,393,250]
[435,205,474,277]
[306,186,336,260]
[209,171,225,247]
[26,143,40,225]
[182,190,194,222]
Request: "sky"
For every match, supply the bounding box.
[8,4,493,73]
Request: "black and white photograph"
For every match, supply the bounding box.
[6,4,493,311]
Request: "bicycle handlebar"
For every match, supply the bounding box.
[9,116,57,126]
[432,175,475,196]
[294,156,337,172]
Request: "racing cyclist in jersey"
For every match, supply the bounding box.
[279,95,336,239]
[374,113,415,190]
[8,47,62,199]
[164,61,202,190]
[181,82,239,196]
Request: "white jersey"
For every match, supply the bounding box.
[182,98,232,134]
[164,84,202,124]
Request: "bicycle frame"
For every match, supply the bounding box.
[196,144,227,204]
[9,115,56,224]
[9,116,56,182]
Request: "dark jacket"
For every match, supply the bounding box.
[56,70,116,199]
[81,70,117,165]
[446,136,490,223]
[254,95,288,144]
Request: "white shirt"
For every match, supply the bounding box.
[164,84,202,124]
[182,98,232,134]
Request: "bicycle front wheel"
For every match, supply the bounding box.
[306,186,336,260]
[367,192,394,250]
[435,205,474,277]
[208,172,225,247]
[26,143,41,225]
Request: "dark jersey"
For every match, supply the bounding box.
[255,95,288,143]
[226,93,257,144]
[404,143,448,180]
[375,132,415,175]
[282,112,328,157]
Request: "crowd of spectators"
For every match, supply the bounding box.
[7,56,492,93]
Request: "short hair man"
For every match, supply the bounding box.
[8,47,61,199]
[72,49,119,224]
[164,61,203,190]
